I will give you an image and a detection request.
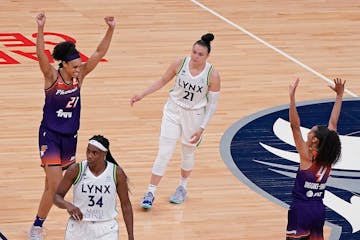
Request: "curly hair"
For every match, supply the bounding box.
[314,125,341,167]
[52,41,79,67]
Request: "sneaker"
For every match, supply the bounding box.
[169,186,187,204]
[140,192,155,209]
[29,225,43,240]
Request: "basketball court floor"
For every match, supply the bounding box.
[1,1,360,239]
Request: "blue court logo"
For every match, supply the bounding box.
[220,99,360,240]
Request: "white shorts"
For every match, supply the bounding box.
[160,99,205,145]
[65,218,119,240]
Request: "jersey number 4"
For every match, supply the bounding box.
[316,166,328,182]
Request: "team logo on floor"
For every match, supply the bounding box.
[220,99,360,240]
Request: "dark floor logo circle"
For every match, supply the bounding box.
[220,98,360,240]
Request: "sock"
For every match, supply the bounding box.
[147,184,157,195]
[180,177,189,190]
[33,215,46,227]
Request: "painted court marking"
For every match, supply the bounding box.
[190,0,358,97]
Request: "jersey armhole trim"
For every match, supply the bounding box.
[113,164,117,185]
[206,65,213,86]
[44,72,59,92]
[176,57,187,75]
[73,162,83,185]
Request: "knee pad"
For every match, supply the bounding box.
[152,136,177,176]
[181,144,196,171]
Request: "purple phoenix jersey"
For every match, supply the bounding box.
[41,73,81,135]
[286,163,331,239]
[292,163,331,201]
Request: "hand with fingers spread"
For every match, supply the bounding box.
[329,78,346,97]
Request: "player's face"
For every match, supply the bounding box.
[190,44,209,64]
[86,144,106,166]
[307,126,318,146]
[63,58,82,78]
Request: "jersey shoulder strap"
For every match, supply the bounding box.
[176,57,187,75]
[73,161,87,185]
[206,64,213,86]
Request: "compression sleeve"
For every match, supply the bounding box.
[200,91,220,129]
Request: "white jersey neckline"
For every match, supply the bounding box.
[187,57,208,79]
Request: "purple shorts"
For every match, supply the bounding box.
[38,126,77,169]
[286,199,325,240]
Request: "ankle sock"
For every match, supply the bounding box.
[33,215,46,227]
[180,177,189,190]
[147,184,157,195]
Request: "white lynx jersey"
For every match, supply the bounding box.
[169,56,213,110]
[73,160,118,221]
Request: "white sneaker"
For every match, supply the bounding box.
[29,225,43,240]
[140,192,155,209]
[169,186,187,204]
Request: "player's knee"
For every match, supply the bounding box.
[152,136,177,176]
[152,158,168,176]
[48,181,60,194]
[181,144,195,170]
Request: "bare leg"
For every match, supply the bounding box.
[36,166,62,218]
[181,169,192,179]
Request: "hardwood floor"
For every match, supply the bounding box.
[0,0,359,239]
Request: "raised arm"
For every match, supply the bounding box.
[327,78,345,131]
[81,16,116,78]
[130,57,182,106]
[289,78,309,164]
[116,167,134,240]
[35,13,56,88]
[54,164,83,221]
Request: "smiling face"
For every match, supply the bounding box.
[63,58,82,79]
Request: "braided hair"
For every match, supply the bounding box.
[89,135,119,166]
[88,135,131,192]
[314,125,341,167]
[194,33,215,53]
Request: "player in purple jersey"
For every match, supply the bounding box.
[286,78,344,240]
[29,13,115,240]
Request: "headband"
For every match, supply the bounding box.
[64,52,80,62]
[88,139,108,152]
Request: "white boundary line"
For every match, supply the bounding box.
[190,0,358,97]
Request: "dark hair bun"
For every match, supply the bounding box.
[201,33,214,43]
